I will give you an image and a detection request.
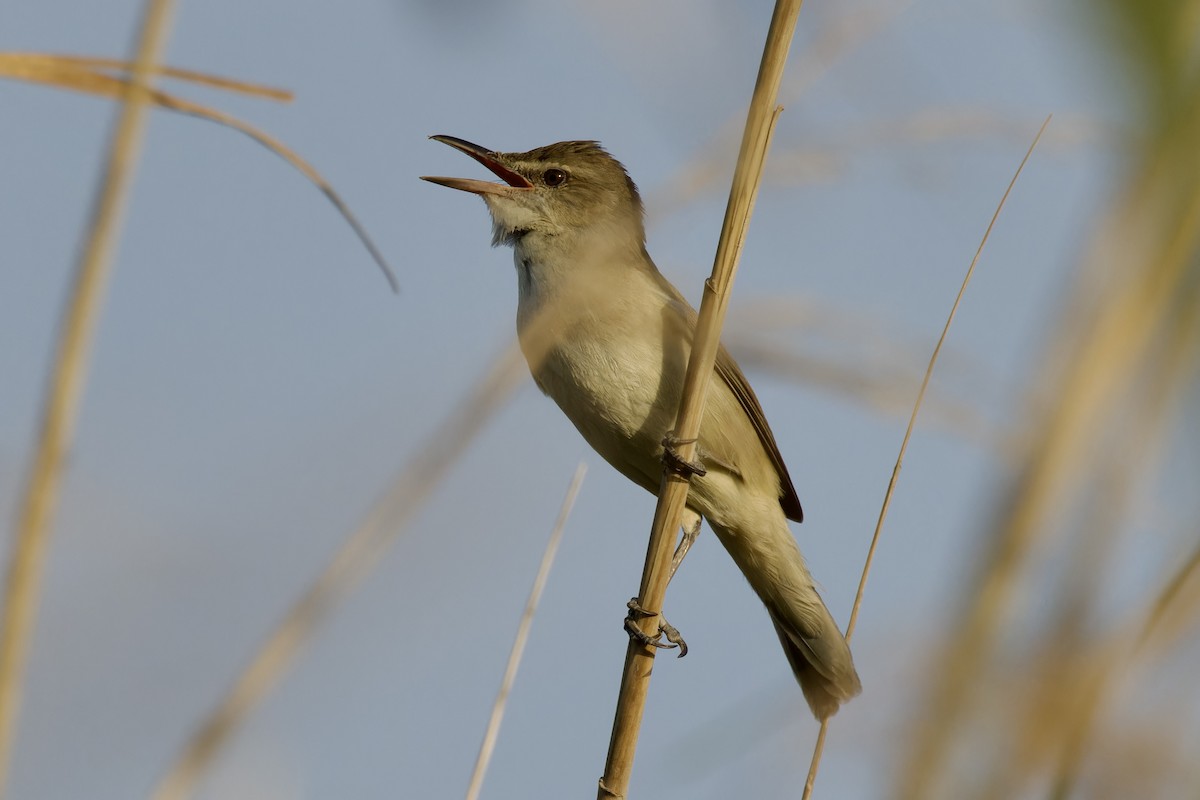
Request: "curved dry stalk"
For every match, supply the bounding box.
[1,52,398,292]
[801,115,1051,800]
[147,91,398,293]
[0,2,178,796]
[0,52,292,100]
[597,2,803,797]
[465,463,587,800]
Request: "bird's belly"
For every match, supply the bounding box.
[529,335,682,491]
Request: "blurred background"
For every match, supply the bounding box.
[2,0,1197,798]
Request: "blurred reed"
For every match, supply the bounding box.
[0,52,398,292]
[3,13,398,800]
[465,464,586,800]
[896,0,1200,795]
[0,2,178,795]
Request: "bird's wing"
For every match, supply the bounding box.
[713,345,805,523]
[655,267,805,523]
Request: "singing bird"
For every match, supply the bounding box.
[422,136,861,719]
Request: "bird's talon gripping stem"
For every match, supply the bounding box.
[626,597,656,619]
[623,617,676,651]
[660,621,688,658]
[623,598,687,656]
[661,433,706,478]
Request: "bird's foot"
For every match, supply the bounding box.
[661,433,706,478]
[624,598,688,658]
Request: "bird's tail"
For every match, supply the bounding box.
[709,517,861,720]
[768,603,861,721]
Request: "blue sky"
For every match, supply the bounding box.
[0,1,1158,798]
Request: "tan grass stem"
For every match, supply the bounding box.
[801,115,1052,799]
[465,464,587,800]
[597,2,803,797]
[0,1,177,795]
[1,52,398,293]
[0,53,293,100]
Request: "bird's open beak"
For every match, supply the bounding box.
[421,135,534,196]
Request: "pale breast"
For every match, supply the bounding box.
[519,294,689,493]
[536,329,676,439]
[512,241,695,489]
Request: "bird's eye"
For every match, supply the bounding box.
[542,168,568,187]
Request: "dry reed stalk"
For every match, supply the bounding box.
[0,52,290,100]
[799,115,1051,800]
[465,464,587,800]
[0,2,177,795]
[899,50,1200,799]
[0,52,292,99]
[0,52,398,292]
[597,2,803,797]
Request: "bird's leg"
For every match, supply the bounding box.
[669,509,702,581]
[623,598,688,658]
[625,443,705,659]
[661,433,706,478]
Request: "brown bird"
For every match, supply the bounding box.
[424,136,861,719]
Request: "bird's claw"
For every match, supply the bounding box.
[624,598,688,658]
[625,597,657,619]
[661,434,706,478]
[659,620,688,657]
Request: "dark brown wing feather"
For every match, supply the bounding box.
[714,345,804,522]
[648,254,804,523]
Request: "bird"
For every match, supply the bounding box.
[422,136,861,720]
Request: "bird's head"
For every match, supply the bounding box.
[422,136,645,250]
